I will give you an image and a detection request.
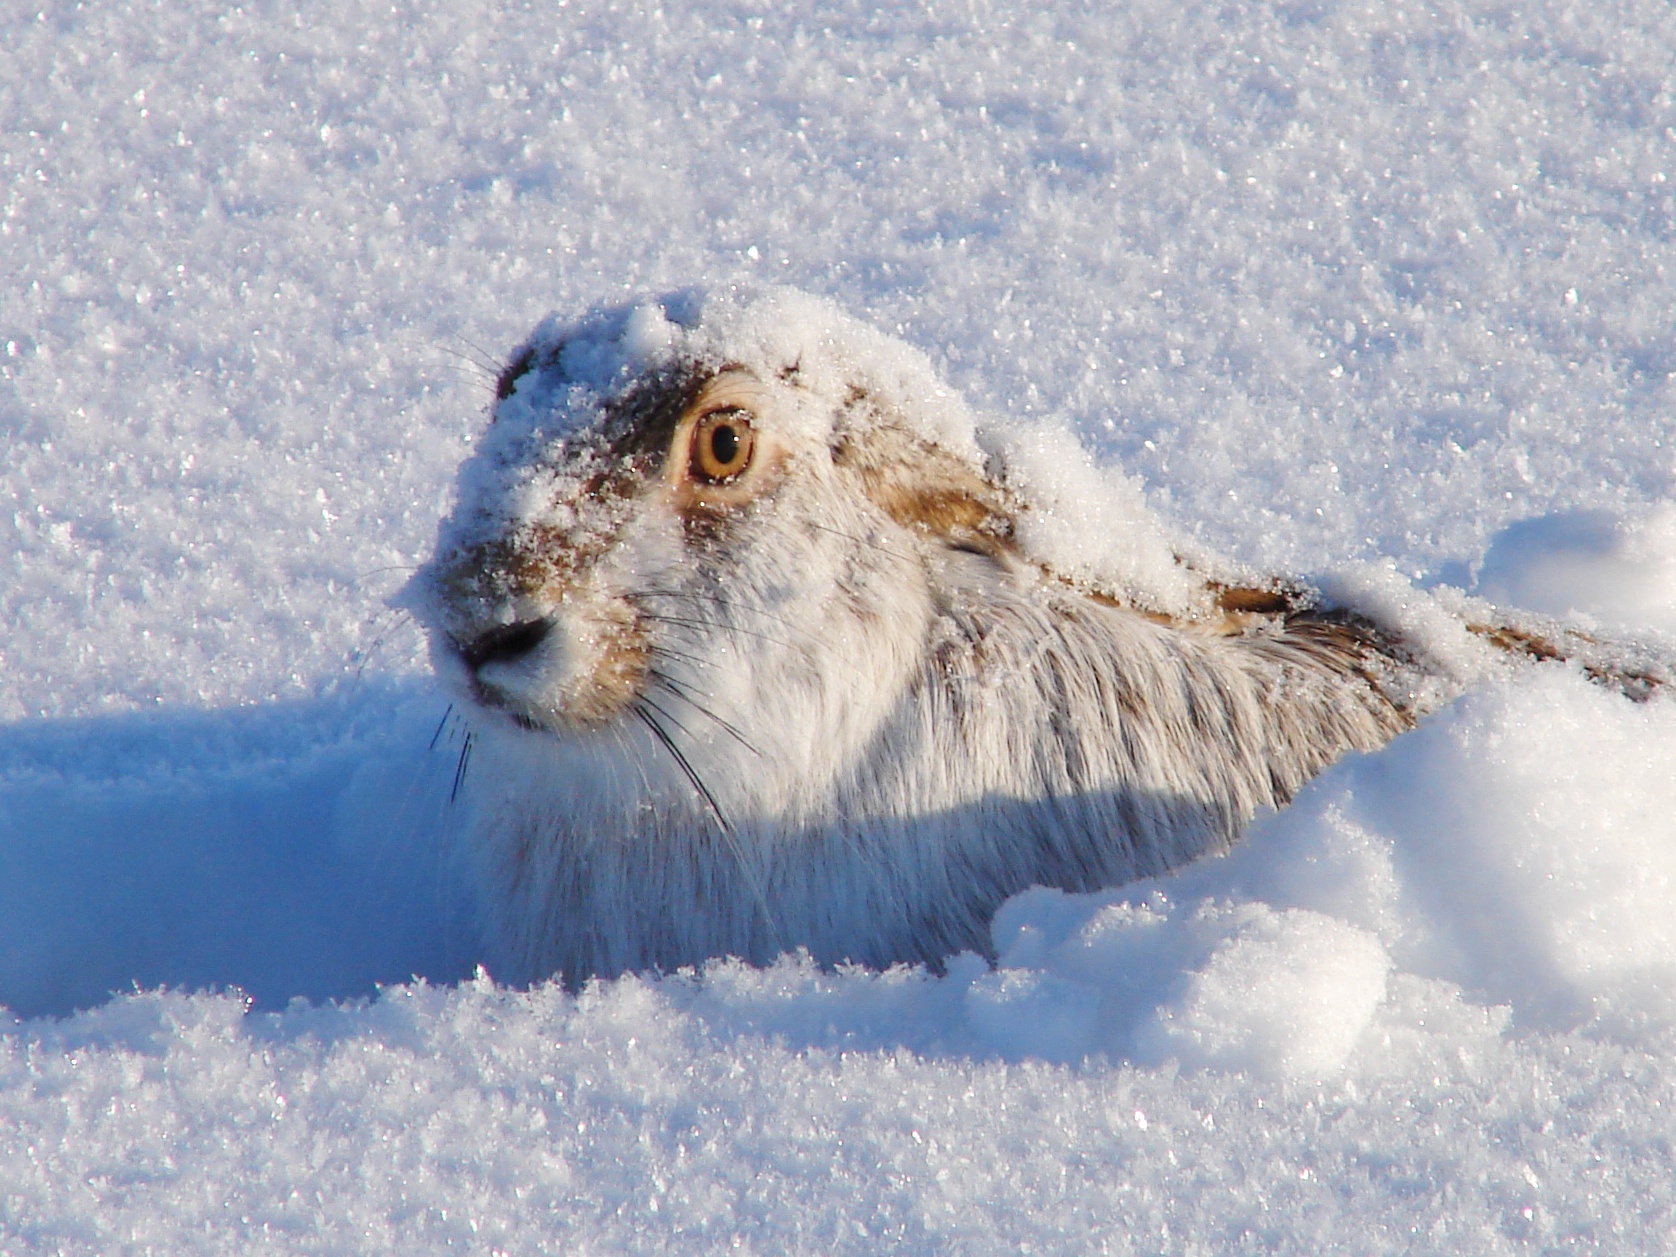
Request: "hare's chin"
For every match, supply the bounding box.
[504,709,547,734]
[463,665,621,733]
[461,674,541,728]
[464,654,649,733]
[467,684,611,736]
[505,709,569,736]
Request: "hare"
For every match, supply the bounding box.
[408,286,1664,986]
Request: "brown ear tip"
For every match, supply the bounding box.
[1213,585,1296,615]
[495,346,538,401]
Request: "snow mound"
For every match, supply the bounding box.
[1143,665,1676,1037]
[1476,506,1676,636]
[978,894,1391,1082]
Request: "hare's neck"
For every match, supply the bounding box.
[844,561,1408,868]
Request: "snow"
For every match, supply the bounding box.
[1476,505,1676,635]
[994,418,1204,613]
[5,0,1676,1250]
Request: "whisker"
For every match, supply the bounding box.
[432,357,499,385]
[429,703,456,751]
[631,700,782,956]
[350,607,421,681]
[632,701,730,832]
[441,337,502,380]
[432,353,504,398]
[452,332,507,375]
[450,730,475,803]
[635,692,705,745]
[637,587,820,641]
[647,669,760,755]
[639,596,879,713]
[609,708,655,799]
[644,641,710,670]
[804,520,918,565]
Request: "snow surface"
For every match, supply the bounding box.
[5,0,1676,1251]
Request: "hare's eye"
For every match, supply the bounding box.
[690,410,756,484]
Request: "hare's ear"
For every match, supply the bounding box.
[495,343,540,401]
[832,419,1015,557]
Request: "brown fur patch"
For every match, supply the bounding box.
[1263,611,1417,727]
[1212,583,1308,616]
[568,603,651,725]
[1465,621,1564,662]
[1071,583,1181,626]
[603,366,713,465]
[833,420,1015,557]
[1467,620,1668,701]
[1181,581,1315,635]
[1073,580,1312,634]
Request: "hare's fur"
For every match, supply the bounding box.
[411,289,1452,984]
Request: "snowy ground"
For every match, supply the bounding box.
[4,0,1676,1251]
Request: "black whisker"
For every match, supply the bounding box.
[636,692,702,743]
[648,669,760,755]
[631,701,783,954]
[632,702,731,833]
[643,641,710,670]
[450,730,474,803]
[429,703,455,751]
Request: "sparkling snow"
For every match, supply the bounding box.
[4,0,1676,1251]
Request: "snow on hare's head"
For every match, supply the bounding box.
[409,286,1416,985]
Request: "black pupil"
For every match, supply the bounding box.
[710,424,739,466]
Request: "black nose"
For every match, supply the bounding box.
[457,619,552,669]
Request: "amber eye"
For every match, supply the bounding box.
[689,409,756,483]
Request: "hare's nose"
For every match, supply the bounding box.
[457,619,553,670]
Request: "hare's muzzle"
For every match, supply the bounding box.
[441,593,650,731]
[456,619,554,670]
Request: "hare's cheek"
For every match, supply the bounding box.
[555,605,651,725]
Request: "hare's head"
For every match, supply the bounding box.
[409,288,1016,807]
